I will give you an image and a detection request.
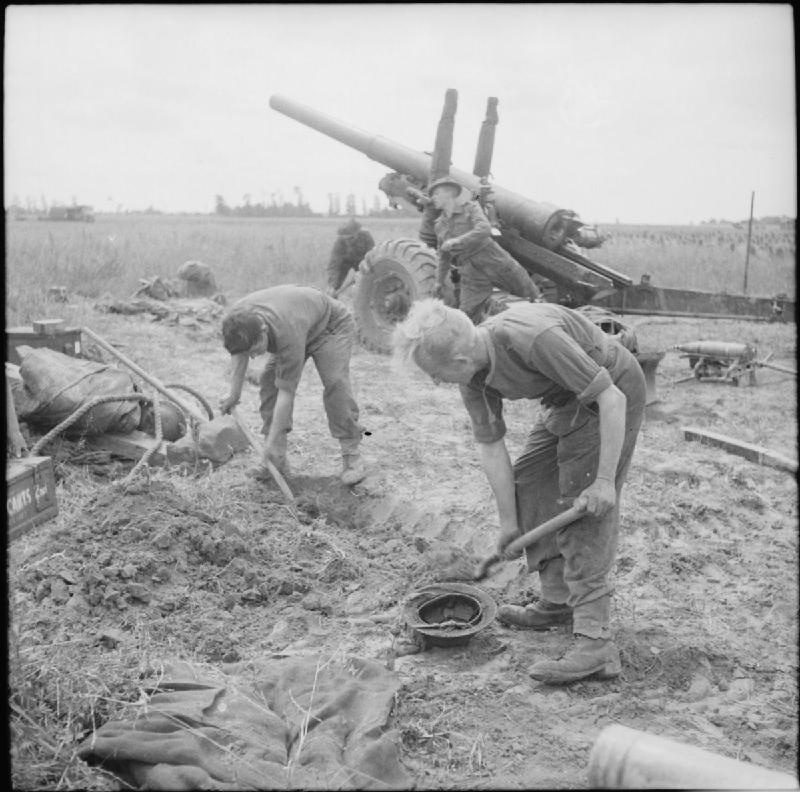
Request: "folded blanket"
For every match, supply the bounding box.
[78,654,411,790]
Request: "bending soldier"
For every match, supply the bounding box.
[326,219,375,296]
[393,299,646,684]
[220,284,367,485]
[427,176,540,323]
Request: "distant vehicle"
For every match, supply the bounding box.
[41,204,95,222]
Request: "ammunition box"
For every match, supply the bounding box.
[6,324,82,365]
[6,456,59,541]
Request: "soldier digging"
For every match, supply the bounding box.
[219,284,367,485]
[393,298,646,684]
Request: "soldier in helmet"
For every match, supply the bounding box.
[326,218,375,297]
[428,176,540,323]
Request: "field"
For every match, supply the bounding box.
[5,215,795,329]
[6,214,798,789]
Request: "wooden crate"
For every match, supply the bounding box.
[6,324,83,366]
[6,456,59,541]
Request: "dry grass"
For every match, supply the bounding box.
[592,222,795,296]
[5,215,420,326]
[6,215,795,328]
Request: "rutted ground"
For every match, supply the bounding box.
[9,305,797,788]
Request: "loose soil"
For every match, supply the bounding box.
[8,304,798,789]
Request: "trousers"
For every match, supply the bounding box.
[258,313,362,442]
[513,344,646,639]
[458,243,539,323]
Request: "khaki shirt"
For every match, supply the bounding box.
[434,199,495,260]
[434,199,538,310]
[229,285,349,392]
[460,303,618,443]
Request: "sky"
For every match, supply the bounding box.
[4,4,796,224]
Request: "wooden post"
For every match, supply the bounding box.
[682,425,798,473]
[743,190,754,294]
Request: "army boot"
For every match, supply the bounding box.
[340,438,367,486]
[497,599,573,631]
[528,635,621,684]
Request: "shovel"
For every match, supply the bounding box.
[229,408,295,506]
[473,504,585,581]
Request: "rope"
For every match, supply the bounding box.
[164,383,215,420]
[29,393,151,456]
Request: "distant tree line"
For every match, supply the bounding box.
[215,190,316,218]
[214,189,419,219]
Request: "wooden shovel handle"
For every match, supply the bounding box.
[473,505,585,581]
[504,505,585,556]
[230,409,295,506]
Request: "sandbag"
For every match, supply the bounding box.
[177,260,217,297]
[78,654,411,790]
[14,345,141,436]
[166,415,249,464]
[138,398,187,441]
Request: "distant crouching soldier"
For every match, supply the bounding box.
[326,219,375,297]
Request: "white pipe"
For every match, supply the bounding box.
[588,724,798,790]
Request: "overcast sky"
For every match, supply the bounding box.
[4,4,796,224]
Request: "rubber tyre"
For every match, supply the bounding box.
[353,238,444,354]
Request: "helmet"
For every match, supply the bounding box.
[403,582,497,648]
[338,218,361,236]
[427,176,463,196]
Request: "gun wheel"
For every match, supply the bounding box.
[353,238,447,354]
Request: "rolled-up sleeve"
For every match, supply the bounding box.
[528,327,612,404]
[459,382,506,443]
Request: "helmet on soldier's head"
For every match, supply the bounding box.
[427,176,463,197]
[338,218,361,236]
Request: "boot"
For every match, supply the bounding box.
[340,439,366,486]
[497,599,573,631]
[528,635,621,684]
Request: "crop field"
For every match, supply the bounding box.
[5,215,795,328]
[6,214,798,790]
[591,222,795,297]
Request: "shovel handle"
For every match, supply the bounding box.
[473,505,585,581]
[230,409,295,506]
[505,505,585,556]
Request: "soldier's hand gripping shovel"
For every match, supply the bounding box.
[474,504,585,581]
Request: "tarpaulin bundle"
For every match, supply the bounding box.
[78,654,411,790]
[13,345,140,435]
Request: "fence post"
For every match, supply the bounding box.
[743,190,754,294]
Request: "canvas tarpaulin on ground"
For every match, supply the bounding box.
[78,653,411,790]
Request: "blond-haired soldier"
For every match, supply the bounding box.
[393,299,645,684]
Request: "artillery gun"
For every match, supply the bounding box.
[269,91,794,354]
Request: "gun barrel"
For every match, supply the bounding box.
[269,94,575,249]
